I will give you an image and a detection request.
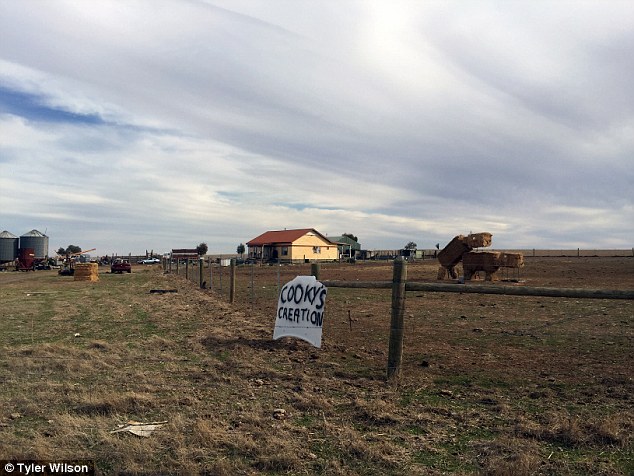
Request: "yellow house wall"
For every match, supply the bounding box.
[286,233,337,261]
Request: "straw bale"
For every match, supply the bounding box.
[464,232,492,248]
[499,252,524,268]
[73,275,99,282]
[463,251,501,268]
[74,263,98,272]
[438,235,470,267]
[74,263,99,282]
[462,251,501,281]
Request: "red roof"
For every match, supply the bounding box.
[247,228,334,246]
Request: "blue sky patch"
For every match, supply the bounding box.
[0,85,104,125]
[276,203,341,211]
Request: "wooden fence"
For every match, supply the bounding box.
[167,258,634,380]
[165,256,235,293]
[312,260,634,379]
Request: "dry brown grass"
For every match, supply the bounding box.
[0,258,632,474]
[472,438,541,476]
[515,411,632,449]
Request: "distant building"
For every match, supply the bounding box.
[399,248,424,260]
[246,228,338,263]
[328,235,361,259]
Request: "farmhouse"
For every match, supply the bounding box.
[246,228,338,263]
[328,235,361,259]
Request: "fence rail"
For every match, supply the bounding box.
[321,280,634,300]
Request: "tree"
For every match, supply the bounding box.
[342,233,358,242]
[237,243,245,257]
[56,247,66,256]
[66,245,82,254]
[404,241,417,250]
[196,242,208,256]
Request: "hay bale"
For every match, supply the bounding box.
[438,235,470,267]
[463,251,501,268]
[499,252,524,268]
[464,232,493,248]
[74,263,99,282]
[462,251,501,281]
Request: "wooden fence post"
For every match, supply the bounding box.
[311,262,321,280]
[185,259,189,280]
[176,259,179,275]
[229,258,236,303]
[387,257,407,380]
[208,257,213,290]
[199,257,204,288]
[251,263,255,309]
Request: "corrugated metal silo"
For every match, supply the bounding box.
[19,229,49,259]
[0,230,19,262]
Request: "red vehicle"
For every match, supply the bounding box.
[16,248,36,271]
[111,259,132,274]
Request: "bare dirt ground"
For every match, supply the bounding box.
[0,256,632,475]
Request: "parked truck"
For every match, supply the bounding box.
[111,259,132,274]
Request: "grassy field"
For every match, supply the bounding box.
[0,257,632,475]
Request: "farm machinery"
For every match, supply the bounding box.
[58,248,96,276]
[15,248,36,271]
[14,249,59,271]
[437,232,524,281]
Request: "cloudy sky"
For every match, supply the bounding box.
[1,0,632,255]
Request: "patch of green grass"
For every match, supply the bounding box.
[540,444,634,475]
[407,425,428,436]
[294,414,316,427]
[433,375,473,387]
[399,388,449,408]
[334,365,377,380]
[414,427,496,473]
[476,376,513,389]
[512,396,544,415]
[433,373,512,391]
[614,447,634,475]
[413,447,476,473]
[213,350,231,362]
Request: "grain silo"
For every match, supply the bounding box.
[20,229,49,259]
[0,230,19,262]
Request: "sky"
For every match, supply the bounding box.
[1,0,633,256]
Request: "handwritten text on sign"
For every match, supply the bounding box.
[274,275,327,348]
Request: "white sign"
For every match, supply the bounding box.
[274,275,328,348]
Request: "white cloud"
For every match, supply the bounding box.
[0,0,632,254]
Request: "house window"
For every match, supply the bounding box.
[313,246,321,254]
[282,247,288,256]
